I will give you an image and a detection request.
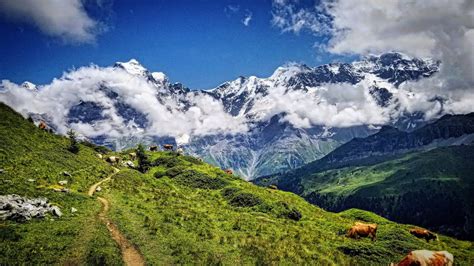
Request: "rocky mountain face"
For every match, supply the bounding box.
[185,53,440,179]
[2,53,441,179]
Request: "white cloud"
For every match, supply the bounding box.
[0,65,248,143]
[249,76,390,128]
[224,4,240,17]
[271,0,474,118]
[242,11,252,26]
[0,0,104,44]
[271,0,330,34]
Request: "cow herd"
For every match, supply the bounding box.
[346,222,453,265]
[101,145,183,167]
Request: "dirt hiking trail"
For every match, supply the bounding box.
[89,168,145,266]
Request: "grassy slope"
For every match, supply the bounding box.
[100,151,474,265]
[1,102,473,265]
[292,146,474,239]
[0,103,122,265]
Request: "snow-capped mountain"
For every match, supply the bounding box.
[0,53,441,179]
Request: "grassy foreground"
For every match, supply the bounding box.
[0,103,122,265]
[101,151,474,265]
[1,102,473,265]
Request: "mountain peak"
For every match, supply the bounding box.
[21,81,37,91]
[114,59,149,77]
[270,63,312,83]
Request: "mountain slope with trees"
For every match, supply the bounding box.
[254,114,474,240]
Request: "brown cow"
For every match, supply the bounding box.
[347,222,378,241]
[163,144,173,151]
[149,145,158,151]
[106,156,120,164]
[224,169,233,175]
[391,250,453,266]
[38,121,47,130]
[409,228,438,242]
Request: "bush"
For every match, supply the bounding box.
[165,166,187,178]
[182,156,204,165]
[174,170,228,189]
[221,187,242,199]
[153,156,181,168]
[67,129,80,154]
[286,208,303,221]
[229,192,262,207]
[137,144,151,173]
[154,169,166,179]
[276,201,303,221]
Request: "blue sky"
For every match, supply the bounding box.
[0,0,348,89]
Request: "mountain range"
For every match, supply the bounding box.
[0,52,441,179]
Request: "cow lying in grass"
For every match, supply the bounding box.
[391,250,453,266]
[409,228,438,242]
[347,222,378,241]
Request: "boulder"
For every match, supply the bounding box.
[51,206,62,217]
[58,180,68,186]
[27,179,35,182]
[96,186,102,192]
[71,207,77,213]
[0,194,61,222]
[62,171,71,177]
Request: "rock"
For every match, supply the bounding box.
[0,194,61,222]
[71,207,77,213]
[96,186,102,192]
[58,180,68,186]
[51,206,62,217]
[27,179,35,182]
[0,169,4,174]
[96,153,103,159]
[62,171,71,177]
[53,188,62,192]
[124,160,135,168]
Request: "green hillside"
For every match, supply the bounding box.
[259,146,474,240]
[0,103,122,264]
[1,102,473,265]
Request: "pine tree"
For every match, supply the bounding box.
[67,129,80,154]
[137,144,151,173]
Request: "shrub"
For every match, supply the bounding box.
[286,208,303,221]
[229,192,262,207]
[154,169,166,179]
[221,187,241,199]
[153,156,181,168]
[166,166,187,178]
[182,156,204,165]
[276,201,303,221]
[67,129,80,154]
[137,144,151,173]
[174,170,228,189]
